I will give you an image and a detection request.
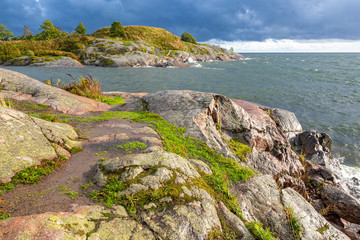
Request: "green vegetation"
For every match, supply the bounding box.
[44,74,125,105]
[70,111,255,221]
[29,113,60,122]
[116,141,147,153]
[110,21,125,38]
[70,146,83,154]
[317,223,330,235]
[37,19,67,40]
[0,24,14,41]
[0,213,11,220]
[75,22,87,35]
[0,156,67,189]
[181,32,197,44]
[58,186,79,200]
[285,207,302,239]
[226,138,252,162]
[81,182,94,189]
[245,221,277,240]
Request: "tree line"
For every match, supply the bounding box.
[0,19,197,44]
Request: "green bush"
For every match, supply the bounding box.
[0,24,14,41]
[110,21,125,38]
[181,32,197,44]
[37,19,66,40]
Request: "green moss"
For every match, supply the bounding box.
[70,146,83,154]
[58,186,79,200]
[285,207,302,239]
[116,141,147,153]
[0,156,67,187]
[0,213,11,220]
[71,111,255,220]
[96,95,125,105]
[245,221,277,240]
[317,223,330,235]
[29,113,60,122]
[226,138,252,162]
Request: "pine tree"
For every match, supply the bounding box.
[37,19,63,40]
[110,21,125,38]
[75,22,87,35]
[0,24,14,41]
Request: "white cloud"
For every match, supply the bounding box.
[204,38,360,52]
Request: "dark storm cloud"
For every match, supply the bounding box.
[1,0,360,41]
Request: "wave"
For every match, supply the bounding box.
[329,157,360,200]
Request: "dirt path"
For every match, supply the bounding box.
[2,118,162,217]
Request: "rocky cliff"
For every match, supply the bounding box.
[0,68,359,239]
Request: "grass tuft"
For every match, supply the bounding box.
[245,221,277,240]
[285,207,302,239]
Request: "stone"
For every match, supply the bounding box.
[30,57,83,67]
[142,90,304,177]
[0,68,111,114]
[320,185,360,224]
[120,167,144,181]
[0,205,154,240]
[118,183,149,196]
[189,159,213,175]
[293,130,333,167]
[101,149,200,179]
[0,107,78,183]
[218,202,254,240]
[282,187,350,240]
[271,108,303,140]
[232,174,292,239]
[141,200,221,240]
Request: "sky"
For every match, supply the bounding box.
[1,0,360,52]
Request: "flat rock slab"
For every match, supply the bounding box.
[0,68,111,114]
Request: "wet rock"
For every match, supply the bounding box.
[282,187,350,240]
[271,108,303,140]
[0,68,111,114]
[320,185,360,224]
[0,107,78,183]
[232,174,292,239]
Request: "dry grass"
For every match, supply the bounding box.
[0,98,12,109]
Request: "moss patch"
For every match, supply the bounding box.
[69,111,255,220]
[245,221,277,240]
[226,138,252,162]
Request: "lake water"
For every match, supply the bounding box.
[1,53,359,169]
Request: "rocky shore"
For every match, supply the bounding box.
[0,39,244,68]
[0,68,359,239]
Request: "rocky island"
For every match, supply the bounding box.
[0,24,244,68]
[0,68,359,239]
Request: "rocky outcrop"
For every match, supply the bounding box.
[320,185,360,224]
[282,187,350,240]
[271,108,303,140]
[142,90,303,177]
[0,205,154,239]
[80,38,244,68]
[0,68,111,114]
[0,107,79,183]
[3,56,83,67]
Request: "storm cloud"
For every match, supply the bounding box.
[1,0,360,42]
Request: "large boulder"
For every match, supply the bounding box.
[0,68,110,114]
[271,108,303,140]
[293,130,333,167]
[232,174,293,239]
[282,187,350,240]
[320,185,360,224]
[0,107,79,183]
[142,90,303,177]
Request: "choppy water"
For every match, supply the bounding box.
[2,53,359,169]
